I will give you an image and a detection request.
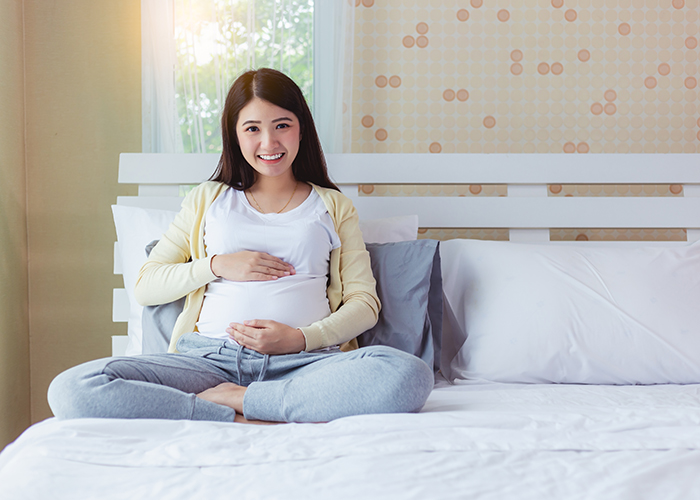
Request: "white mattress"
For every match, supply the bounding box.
[2,380,700,499]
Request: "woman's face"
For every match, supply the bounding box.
[236,97,301,182]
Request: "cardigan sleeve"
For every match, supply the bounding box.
[134,187,217,307]
[299,196,380,350]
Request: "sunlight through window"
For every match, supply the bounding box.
[174,0,314,153]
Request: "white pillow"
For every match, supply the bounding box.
[112,205,177,355]
[113,205,417,355]
[440,239,700,385]
[359,215,419,243]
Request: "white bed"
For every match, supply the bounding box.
[2,153,700,499]
[3,381,700,499]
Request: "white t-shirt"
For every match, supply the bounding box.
[196,187,341,341]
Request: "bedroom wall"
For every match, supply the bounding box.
[0,0,31,448]
[352,0,699,241]
[23,0,140,423]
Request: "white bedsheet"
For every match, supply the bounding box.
[2,381,700,499]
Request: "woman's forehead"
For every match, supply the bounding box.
[238,97,298,125]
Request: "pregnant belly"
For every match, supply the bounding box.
[196,275,331,339]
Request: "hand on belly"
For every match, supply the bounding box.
[211,251,296,282]
[227,319,306,355]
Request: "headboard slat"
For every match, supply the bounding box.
[119,153,700,185]
[115,193,700,229]
[116,196,184,211]
[351,196,700,229]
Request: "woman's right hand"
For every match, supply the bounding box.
[210,251,295,282]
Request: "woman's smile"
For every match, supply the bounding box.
[258,152,285,163]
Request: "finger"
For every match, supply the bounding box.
[254,265,291,277]
[243,319,272,328]
[226,323,243,335]
[251,271,282,281]
[229,322,258,335]
[257,252,290,265]
[257,254,296,273]
[257,253,291,269]
[254,263,293,277]
[230,328,257,346]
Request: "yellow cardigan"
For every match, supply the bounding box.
[134,181,380,353]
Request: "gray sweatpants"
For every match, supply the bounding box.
[48,332,434,423]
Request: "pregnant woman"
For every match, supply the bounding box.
[48,68,433,423]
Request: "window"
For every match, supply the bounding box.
[175,0,313,153]
[142,0,352,154]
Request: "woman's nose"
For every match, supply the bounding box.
[261,130,278,149]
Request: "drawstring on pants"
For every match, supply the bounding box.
[235,344,243,386]
[258,354,270,382]
[234,344,269,384]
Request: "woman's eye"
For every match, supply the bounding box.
[276,123,290,129]
[245,126,259,132]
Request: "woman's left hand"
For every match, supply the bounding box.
[227,320,306,355]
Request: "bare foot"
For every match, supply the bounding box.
[196,382,246,412]
[197,382,280,425]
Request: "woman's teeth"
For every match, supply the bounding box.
[259,153,284,160]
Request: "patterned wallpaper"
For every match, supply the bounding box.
[350,0,698,240]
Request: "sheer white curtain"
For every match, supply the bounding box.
[141,0,353,155]
[313,1,354,154]
[142,0,184,153]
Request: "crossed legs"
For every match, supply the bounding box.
[48,337,434,423]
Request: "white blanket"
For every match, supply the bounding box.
[2,381,700,499]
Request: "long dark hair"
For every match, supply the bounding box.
[210,68,339,191]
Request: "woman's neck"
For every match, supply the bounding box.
[250,173,297,196]
[246,175,311,214]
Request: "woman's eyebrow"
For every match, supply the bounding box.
[240,117,293,126]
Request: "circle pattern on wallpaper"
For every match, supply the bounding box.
[359,184,507,198]
[351,0,700,217]
[550,229,687,242]
[548,185,685,197]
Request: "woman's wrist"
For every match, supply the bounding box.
[209,254,220,277]
[296,328,308,352]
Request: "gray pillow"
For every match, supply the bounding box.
[358,240,442,373]
[141,240,443,371]
[141,241,183,354]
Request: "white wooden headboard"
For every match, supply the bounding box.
[112,153,700,354]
